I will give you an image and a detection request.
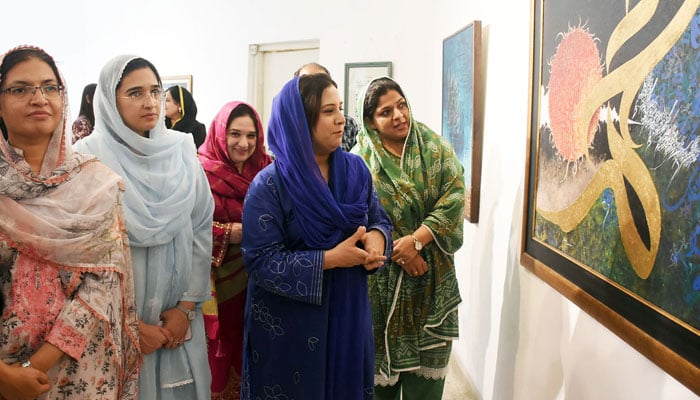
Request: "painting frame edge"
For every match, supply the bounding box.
[441,20,483,223]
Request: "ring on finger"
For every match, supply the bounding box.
[399,259,405,265]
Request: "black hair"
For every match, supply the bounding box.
[0,47,63,139]
[78,83,97,127]
[362,77,407,122]
[298,74,337,131]
[116,58,162,91]
[227,103,259,135]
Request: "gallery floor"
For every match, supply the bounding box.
[443,357,478,399]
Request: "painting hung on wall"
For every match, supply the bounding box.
[521,0,700,393]
[344,62,392,121]
[442,20,483,223]
[162,75,193,94]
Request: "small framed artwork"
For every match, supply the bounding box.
[522,0,699,394]
[162,75,193,94]
[344,62,392,120]
[442,21,483,223]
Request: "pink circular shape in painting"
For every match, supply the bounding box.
[548,26,603,162]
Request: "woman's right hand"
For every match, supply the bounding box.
[324,227,383,269]
[361,229,388,271]
[0,362,51,400]
[138,320,170,355]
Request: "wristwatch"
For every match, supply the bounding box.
[176,304,196,321]
[411,234,423,251]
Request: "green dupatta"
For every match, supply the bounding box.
[351,77,465,381]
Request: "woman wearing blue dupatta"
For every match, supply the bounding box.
[240,74,393,400]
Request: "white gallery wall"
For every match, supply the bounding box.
[1,0,696,398]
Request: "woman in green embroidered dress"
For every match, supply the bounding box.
[352,77,465,400]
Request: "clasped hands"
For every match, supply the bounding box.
[138,304,193,354]
[325,226,387,271]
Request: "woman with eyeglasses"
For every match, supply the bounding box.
[74,54,215,399]
[0,46,140,399]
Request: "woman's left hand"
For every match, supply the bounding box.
[404,254,428,277]
[160,308,191,349]
[391,235,419,267]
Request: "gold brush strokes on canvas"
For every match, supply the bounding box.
[537,0,700,279]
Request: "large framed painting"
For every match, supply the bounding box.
[521,0,700,393]
[442,21,483,223]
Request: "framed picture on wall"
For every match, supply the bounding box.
[442,20,483,223]
[344,62,392,120]
[162,75,193,94]
[521,0,700,394]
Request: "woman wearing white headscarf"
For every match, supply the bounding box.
[74,54,214,399]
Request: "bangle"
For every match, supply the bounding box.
[20,360,32,368]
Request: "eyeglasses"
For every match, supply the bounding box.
[119,88,164,102]
[0,85,64,101]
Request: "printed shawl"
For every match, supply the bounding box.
[352,76,465,383]
[0,45,140,398]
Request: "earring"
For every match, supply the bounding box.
[178,107,182,113]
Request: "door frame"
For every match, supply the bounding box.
[247,39,320,115]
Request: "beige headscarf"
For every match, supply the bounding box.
[0,45,128,262]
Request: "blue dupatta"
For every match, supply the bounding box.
[267,77,370,248]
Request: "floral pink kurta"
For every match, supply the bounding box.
[1,258,130,397]
[0,165,141,400]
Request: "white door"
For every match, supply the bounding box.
[248,40,319,147]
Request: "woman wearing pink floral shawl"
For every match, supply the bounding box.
[0,46,140,399]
